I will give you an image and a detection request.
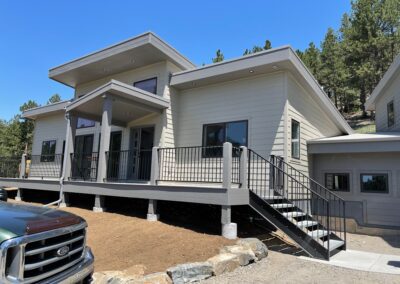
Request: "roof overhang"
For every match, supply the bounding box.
[49,32,195,88]
[308,133,400,154]
[171,46,353,135]
[66,80,169,126]
[22,100,71,120]
[365,54,400,111]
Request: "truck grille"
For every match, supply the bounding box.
[1,222,87,284]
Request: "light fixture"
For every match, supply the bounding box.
[272,65,279,70]
[249,70,254,73]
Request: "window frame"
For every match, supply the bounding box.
[360,173,389,194]
[387,100,395,128]
[40,140,57,162]
[291,119,300,160]
[325,173,350,192]
[202,120,248,157]
[133,77,158,95]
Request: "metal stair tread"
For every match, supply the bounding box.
[308,229,329,239]
[262,195,284,200]
[282,211,306,218]
[271,203,294,209]
[296,220,318,228]
[323,239,345,251]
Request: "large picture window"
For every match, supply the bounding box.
[77,118,95,129]
[291,119,300,159]
[360,174,389,194]
[41,140,56,162]
[387,100,395,127]
[134,77,157,94]
[325,173,350,192]
[202,120,248,157]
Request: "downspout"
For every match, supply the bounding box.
[44,112,71,207]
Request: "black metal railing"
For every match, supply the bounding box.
[105,149,152,182]
[248,150,345,255]
[70,152,98,181]
[0,156,21,178]
[28,154,63,179]
[270,155,346,245]
[158,146,241,184]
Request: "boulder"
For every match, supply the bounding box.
[207,253,240,276]
[219,245,257,266]
[237,238,268,261]
[133,272,172,284]
[166,262,213,283]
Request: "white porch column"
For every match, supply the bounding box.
[97,95,113,183]
[221,205,237,239]
[64,113,77,181]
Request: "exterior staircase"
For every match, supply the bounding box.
[247,150,346,260]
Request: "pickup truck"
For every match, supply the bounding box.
[0,189,94,283]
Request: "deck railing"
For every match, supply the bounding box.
[0,156,21,178]
[28,154,63,179]
[157,144,241,184]
[70,152,99,181]
[105,149,152,182]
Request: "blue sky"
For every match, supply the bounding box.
[0,0,351,120]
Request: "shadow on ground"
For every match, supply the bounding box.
[11,188,305,257]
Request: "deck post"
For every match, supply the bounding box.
[97,95,113,183]
[59,192,70,208]
[221,205,237,239]
[147,199,159,221]
[15,188,23,202]
[223,142,232,189]
[19,153,27,179]
[150,147,159,185]
[93,194,105,212]
[239,146,248,189]
[64,113,77,180]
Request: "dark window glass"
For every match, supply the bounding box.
[203,120,247,157]
[360,174,389,193]
[325,173,350,192]
[291,119,300,159]
[134,77,157,94]
[387,101,395,127]
[77,118,95,129]
[41,140,56,162]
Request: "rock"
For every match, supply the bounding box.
[166,262,213,283]
[123,265,146,277]
[207,253,240,276]
[237,238,268,260]
[133,272,172,284]
[220,245,257,266]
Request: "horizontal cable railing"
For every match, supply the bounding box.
[248,150,332,249]
[158,146,241,184]
[28,154,63,179]
[0,156,21,178]
[270,155,346,245]
[106,149,152,182]
[70,152,99,181]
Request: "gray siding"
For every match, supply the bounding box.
[32,113,67,155]
[286,73,342,175]
[375,71,400,132]
[313,152,400,228]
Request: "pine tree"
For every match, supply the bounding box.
[212,49,224,63]
[47,94,62,104]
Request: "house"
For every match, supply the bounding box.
[3,31,397,260]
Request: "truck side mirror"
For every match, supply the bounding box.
[0,188,8,202]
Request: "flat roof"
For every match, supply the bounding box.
[309,133,400,144]
[49,32,195,88]
[22,100,71,120]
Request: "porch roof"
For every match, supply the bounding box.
[22,100,71,119]
[66,79,169,126]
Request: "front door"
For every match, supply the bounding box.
[107,131,122,180]
[129,127,154,180]
[73,134,94,180]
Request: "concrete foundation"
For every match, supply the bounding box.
[147,213,160,222]
[222,223,237,239]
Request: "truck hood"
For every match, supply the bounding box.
[0,201,84,243]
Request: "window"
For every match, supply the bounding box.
[360,174,389,193]
[77,118,95,129]
[325,173,350,192]
[387,100,395,127]
[134,77,157,94]
[291,119,300,159]
[202,120,248,157]
[41,140,56,162]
